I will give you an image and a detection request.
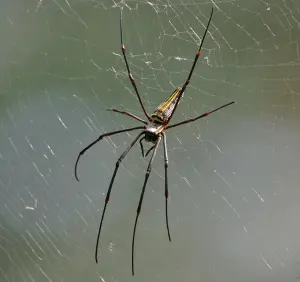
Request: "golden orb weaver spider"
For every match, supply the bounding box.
[74,6,234,276]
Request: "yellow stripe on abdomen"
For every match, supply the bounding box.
[156,88,181,113]
[151,87,182,123]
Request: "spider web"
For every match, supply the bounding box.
[1,0,300,281]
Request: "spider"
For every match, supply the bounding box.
[74,6,234,276]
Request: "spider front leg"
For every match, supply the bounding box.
[95,131,144,263]
[162,132,171,242]
[131,135,161,275]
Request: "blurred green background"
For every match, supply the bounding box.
[1,1,300,281]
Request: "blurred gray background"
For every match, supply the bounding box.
[1,0,300,281]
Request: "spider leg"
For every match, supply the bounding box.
[162,133,171,241]
[145,144,156,157]
[74,126,144,181]
[106,108,147,124]
[166,7,214,124]
[132,135,161,276]
[95,131,144,263]
[139,136,145,157]
[167,101,234,130]
[120,8,151,121]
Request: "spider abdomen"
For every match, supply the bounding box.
[151,87,183,124]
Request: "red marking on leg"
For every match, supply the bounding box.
[196,50,200,56]
[130,75,135,84]
[204,112,209,116]
[122,45,125,52]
